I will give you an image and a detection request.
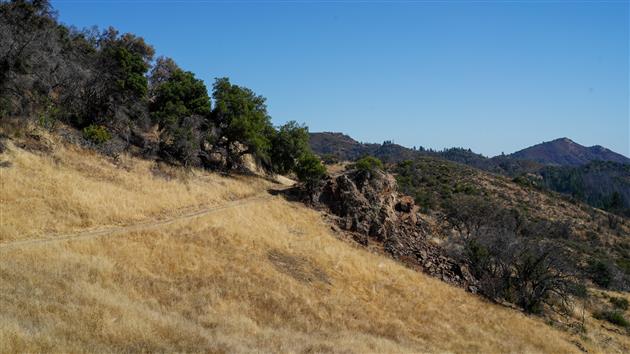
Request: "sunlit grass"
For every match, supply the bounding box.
[0,134,611,353]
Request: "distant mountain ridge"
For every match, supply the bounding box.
[309,132,629,167]
[309,132,630,215]
[509,138,630,166]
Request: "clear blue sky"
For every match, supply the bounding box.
[52,0,629,157]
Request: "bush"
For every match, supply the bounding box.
[453,182,478,195]
[270,121,310,174]
[414,190,436,213]
[569,283,589,299]
[295,152,327,201]
[445,194,580,314]
[37,99,60,130]
[320,153,339,165]
[616,257,630,276]
[610,296,629,310]
[589,260,614,288]
[512,174,542,189]
[83,125,111,145]
[354,156,383,173]
[159,115,204,167]
[594,310,629,327]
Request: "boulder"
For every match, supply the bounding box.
[312,167,476,289]
[396,196,415,213]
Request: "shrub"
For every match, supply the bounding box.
[594,310,629,327]
[589,260,613,288]
[295,152,327,201]
[269,121,310,174]
[320,153,339,165]
[616,257,630,276]
[453,182,478,195]
[608,214,620,231]
[37,100,60,130]
[569,283,589,299]
[159,115,204,167]
[512,174,542,189]
[354,156,383,173]
[83,125,111,145]
[445,194,580,314]
[414,190,436,213]
[610,296,629,310]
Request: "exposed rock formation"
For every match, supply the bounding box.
[312,169,476,289]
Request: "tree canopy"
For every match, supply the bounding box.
[1,0,319,179]
[150,68,211,129]
[270,121,310,174]
[149,64,211,165]
[210,77,274,170]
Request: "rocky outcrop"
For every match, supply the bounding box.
[313,169,476,289]
[316,169,397,243]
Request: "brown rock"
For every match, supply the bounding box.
[396,196,415,213]
[310,167,474,288]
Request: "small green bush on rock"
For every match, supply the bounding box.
[295,152,327,201]
[83,125,112,145]
[354,156,383,173]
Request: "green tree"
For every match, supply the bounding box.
[150,68,211,128]
[148,56,179,94]
[81,27,154,128]
[270,121,310,174]
[101,44,151,99]
[295,152,327,201]
[606,191,624,212]
[211,77,274,170]
[149,66,211,166]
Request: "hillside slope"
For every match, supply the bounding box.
[0,131,603,353]
[540,161,630,213]
[309,132,630,214]
[393,157,630,282]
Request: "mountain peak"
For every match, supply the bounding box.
[510,138,630,166]
[552,137,575,144]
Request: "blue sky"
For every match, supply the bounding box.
[52,0,629,157]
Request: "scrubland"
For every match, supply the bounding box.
[0,135,622,353]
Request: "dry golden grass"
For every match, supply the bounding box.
[0,135,610,353]
[0,138,270,242]
[0,200,584,353]
[573,290,630,353]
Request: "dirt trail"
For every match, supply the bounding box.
[0,191,280,251]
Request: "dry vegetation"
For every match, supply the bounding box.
[0,133,270,243]
[0,134,626,353]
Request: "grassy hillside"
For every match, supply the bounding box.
[0,134,270,243]
[0,130,610,353]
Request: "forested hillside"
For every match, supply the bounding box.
[0,0,325,183]
[538,161,630,216]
